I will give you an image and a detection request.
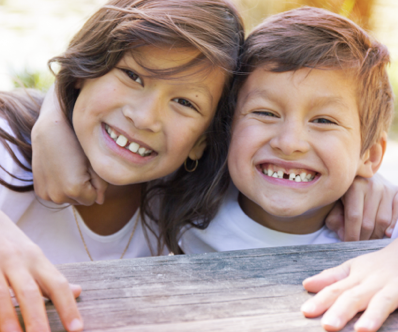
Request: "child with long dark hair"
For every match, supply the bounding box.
[0,1,244,331]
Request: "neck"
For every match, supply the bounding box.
[75,183,142,236]
[238,192,335,234]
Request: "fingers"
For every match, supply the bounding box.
[360,181,383,240]
[303,262,351,294]
[320,281,378,332]
[7,269,51,332]
[87,166,108,205]
[370,190,392,239]
[324,201,345,240]
[35,266,83,332]
[355,282,398,332]
[69,284,82,298]
[301,263,352,318]
[342,185,364,241]
[0,274,23,332]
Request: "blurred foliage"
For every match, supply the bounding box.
[11,68,54,92]
[233,0,376,33]
[233,0,398,136]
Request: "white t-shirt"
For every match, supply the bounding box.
[180,184,398,254]
[0,117,162,264]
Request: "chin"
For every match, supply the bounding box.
[93,167,130,186]
[261,203,309,218]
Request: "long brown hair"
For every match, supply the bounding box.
[1,0,244,254]
[0,89,43,192]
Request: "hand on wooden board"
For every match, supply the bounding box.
[301,238,398,332]
[0,210,83,332]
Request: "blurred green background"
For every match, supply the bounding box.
[0,0,397,138]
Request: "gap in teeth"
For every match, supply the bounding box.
[262,164,316,182]
[105,124,152,156]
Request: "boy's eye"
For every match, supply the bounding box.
[312,118,336,124]
[172,98,197,111]
[253,110,278,117]
[122,69,143,86]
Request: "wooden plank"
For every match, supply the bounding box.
[16,239,398,331]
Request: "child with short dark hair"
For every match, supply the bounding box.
[180,7,397,331]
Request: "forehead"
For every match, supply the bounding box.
[236,66,359,114]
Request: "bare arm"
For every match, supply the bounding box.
[32,84,107,206]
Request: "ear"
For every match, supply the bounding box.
[188,135,207,161]
[356,132,387,178]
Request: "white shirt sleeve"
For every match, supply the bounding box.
[0,117,35,223]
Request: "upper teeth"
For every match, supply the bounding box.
[262,166,315,182]
[105,124,152,157]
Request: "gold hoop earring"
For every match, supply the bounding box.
[184,158,198,172]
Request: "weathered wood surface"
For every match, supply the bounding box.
[17,239,398,331]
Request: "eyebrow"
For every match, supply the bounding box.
[240,88,276,106]
[241,89,351,112]
[181,84,214,108]
[309,96,351,111]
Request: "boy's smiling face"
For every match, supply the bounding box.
[228,67,374,233]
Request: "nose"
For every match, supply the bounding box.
[269,119,310,156]
[122,93,163,133]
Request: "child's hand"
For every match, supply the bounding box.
[0,210,83,332]
[301,239,398,332]
[325,174,398,241]
[32,85,108,206]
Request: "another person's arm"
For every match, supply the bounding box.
[301,238,398,332]
[0,210,83,332]
[325,174,398,241]
[31,85,107,206]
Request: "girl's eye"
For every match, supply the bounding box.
[172,98,197,111]
[122,69,143,85]
[312,118,336,125]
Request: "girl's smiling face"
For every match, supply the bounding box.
[228,67,374,233]
[72,46,225,185]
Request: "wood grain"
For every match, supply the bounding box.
[17,239,398,331]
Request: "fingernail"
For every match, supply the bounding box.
[69,283,81,290]
[355,318,377,331]
[69,319,83,332]
[385,228,392,237]
[301,302,316,314]
[322,315,341,329]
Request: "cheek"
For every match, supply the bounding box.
[318,134,362,181]
[228,124,257,174]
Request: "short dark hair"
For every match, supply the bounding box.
[233,6,394,154]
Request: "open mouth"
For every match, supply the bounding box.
[260,163,318,182]
[105,124,154,157]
